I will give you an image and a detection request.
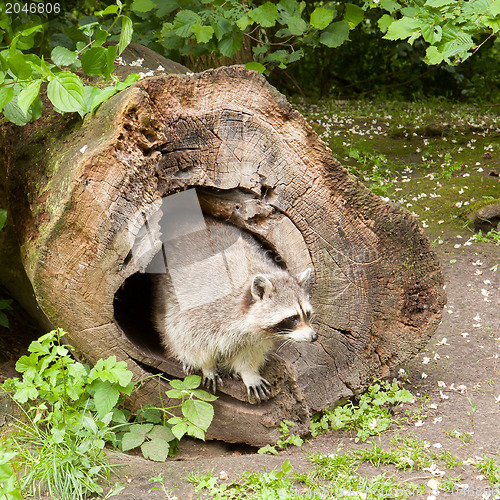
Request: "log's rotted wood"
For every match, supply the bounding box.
[0,63,445,445]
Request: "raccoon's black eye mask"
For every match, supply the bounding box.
[275,314,300,332]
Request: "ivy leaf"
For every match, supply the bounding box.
[119,16,133,55]
[319,21,350,48]
[17,79,42,117]
[344,3,364,28]
[51,46,78,67]
[383,17,420,40]
[249,2,279,28]
[246,61,267,73]
[310,7,335,30]
[47,71,85,113]
[190,23,214,43]
[81,47,107,77]
[219,30,243,57]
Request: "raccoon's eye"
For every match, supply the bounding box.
[276,315,300,331]
[305,310,312,320]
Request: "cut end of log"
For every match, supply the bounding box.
[2,64,446,445]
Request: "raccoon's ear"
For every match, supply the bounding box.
[296,268,311,287]
[251,274,273,300]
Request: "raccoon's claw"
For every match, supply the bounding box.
[182,363,197,376]
[202,372,223,394]
[247,377,271,404]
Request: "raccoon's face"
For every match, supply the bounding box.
[242,268,317,343]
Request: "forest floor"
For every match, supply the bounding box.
[1,98,499,499]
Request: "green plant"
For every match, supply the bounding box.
[119,375,217,462]
[310,381,413,442]
[149,473,180,498]
[474,229,500,245]
[476,455,500,486]
[0,0,138,125]
[446,428,473,444]
[1,329,217,498]
[258,419,304,455]
[2,329,134,499]
[0,444,22,500]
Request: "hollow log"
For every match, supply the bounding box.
[0,63,445,446]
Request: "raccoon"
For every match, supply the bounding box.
[153,217,317,403]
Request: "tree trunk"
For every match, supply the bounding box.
[0,62,445,446]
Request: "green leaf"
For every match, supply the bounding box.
[425,0,454,6]
[344,3,364,28]
[378,14,394,33]
[236,15,253,30]
[319,21,350,48]
[249,2,279,28]
[105,44,119,79]
[148,424,176,442]
[190,23,214,44]
[182,399,214,430]
[90,86,118,112]
[47,71,85,113]
[92,380,120,418]
[421,22,442,44]
[119,16,133,55]
[3,98,30,126]
[287,15,307,35]
[380,0,401,14]
[214,16,232,40]
[0,85,14,113]
[187,424,205,440]
[141,438,170,462]
[170,421,188,440]
[190,389,218,402]
[8,53,32,79]
[246,61,267,73]
[173,10,201,37]
[17,79,42,117]
[121,430,146,451]
[310,7,335,30]
[131,0,156,13]
[219,30,243,57]
[0,209,7,231]
[81,47,107,77]
[51,46,78,67]
[182,374,202,390]
[490,0,500,16]
[99,4,119,15]
[0,311,8,328]
[383,17,420,41]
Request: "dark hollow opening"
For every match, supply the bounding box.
[114,272,165,358]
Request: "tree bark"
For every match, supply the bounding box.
[0,62,445,446]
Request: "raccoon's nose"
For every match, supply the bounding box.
[311,332,318,342]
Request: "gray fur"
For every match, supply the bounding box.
[153,217,316,403]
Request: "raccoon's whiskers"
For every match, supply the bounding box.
[276,339,294,352]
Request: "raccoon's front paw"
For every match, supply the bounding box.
[202,371,223,394]
[246,377,271,404]
[182,363,197,376]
